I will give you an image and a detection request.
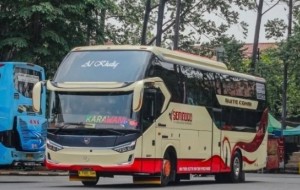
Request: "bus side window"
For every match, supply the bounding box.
[142,89,164,132]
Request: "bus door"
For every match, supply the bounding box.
[212,107,223,172]
[140,88,164,172]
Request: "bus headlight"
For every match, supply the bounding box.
[113,141,136,153]
[46,139,63,152]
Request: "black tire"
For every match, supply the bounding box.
[160,152,174,186]
[229,151,243,183]
[215,173,225,183]
[215,173,231,183]
[81,178,99,186]
[240,171,245,182]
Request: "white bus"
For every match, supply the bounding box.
[33,45,268,186]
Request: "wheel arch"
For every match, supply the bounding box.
[163,145,178,170]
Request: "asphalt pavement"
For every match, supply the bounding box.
[0,166,67,176]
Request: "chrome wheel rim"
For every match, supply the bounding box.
[233,157,240,177]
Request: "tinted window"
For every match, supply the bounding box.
[54,50,151,83]
[221,107,262,133]
[214,73,256,99]
[180,66,214,106]
[148,61,184,103]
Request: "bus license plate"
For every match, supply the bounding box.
[26,154,33,159]
[78,170,96,177]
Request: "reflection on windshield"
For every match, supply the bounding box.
[85,115,138,128]
[54,50,150,83]
[49,91,139,131]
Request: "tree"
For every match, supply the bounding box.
[256,48,283,118]
[250,0,281,73]
[257,13,300,120]
[278,30,300,120]
[110,0,254,49]
[0,0,115,77]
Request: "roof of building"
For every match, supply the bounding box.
[243,42,277,58]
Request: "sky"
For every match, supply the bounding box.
[228,1,289,43]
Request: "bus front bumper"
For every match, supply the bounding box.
[11,150,45,165]
[45,158,163,175]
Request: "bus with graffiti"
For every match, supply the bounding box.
[32,45,268,186]
[0,62,46,167]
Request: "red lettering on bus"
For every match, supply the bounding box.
[171,110,192,122]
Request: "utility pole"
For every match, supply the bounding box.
[173,0,181,50]
[282,0,292,131]
[250,0,264,74]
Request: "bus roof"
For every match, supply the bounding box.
[0,62,44,70]
[71,45,265,83]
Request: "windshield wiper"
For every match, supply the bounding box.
[53,122,86,134]
[100,128,125,136]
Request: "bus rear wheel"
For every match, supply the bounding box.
[229,151,244,183]
[215,151,244,183]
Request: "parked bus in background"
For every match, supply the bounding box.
[0,62,47,167]
[32,45,268,186]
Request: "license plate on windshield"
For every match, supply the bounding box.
[78,170,96,177]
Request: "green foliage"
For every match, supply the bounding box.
[265,18,287,40]
[0,0,115,77]
[257,20,300,119]
[108,0,253,47]
[256,48,283,117]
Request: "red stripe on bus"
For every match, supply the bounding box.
[177,155,230,173]
[46,155,232,174]
[46,158,163,173]
[242,156,256,164]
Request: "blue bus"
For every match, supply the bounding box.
[0,62,47,167]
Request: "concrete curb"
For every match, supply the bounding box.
[0,170,68,176]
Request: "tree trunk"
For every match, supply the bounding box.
[141,0,151,45]
[156,0,166,47]
[281,0,293,130]
[173,0,181,50]
[99,9,106,44]
[250,0,263,74]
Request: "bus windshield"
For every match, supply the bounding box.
[54,50,151,83]
[48,91,139,132]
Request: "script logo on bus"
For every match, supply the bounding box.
[29,119,40,125]
[81,60,119,69]
[169,109,193,124]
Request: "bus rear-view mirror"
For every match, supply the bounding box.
[32,81,43,113]
[132,80,144,112]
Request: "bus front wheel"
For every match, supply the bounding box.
[81,178,99,186]
[160,152,175,186]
